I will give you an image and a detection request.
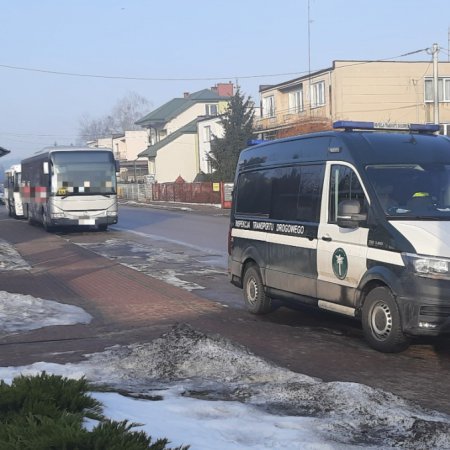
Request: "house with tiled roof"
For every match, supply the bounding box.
[137,83,233,182]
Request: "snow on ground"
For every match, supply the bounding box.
[1,237,450,448]
[1,324,449,449]
[0,239,92,335]
[78,238,224,291]
[0,238,30,271]
[0,291,92,334]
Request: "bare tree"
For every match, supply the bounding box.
[78,91,151,144]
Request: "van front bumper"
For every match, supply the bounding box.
[398,296,450,336]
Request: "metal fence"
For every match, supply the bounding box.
[118,182,222,205]
[152,182,221,204]
[118,183,153,203]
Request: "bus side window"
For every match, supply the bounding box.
[329,165,367,224]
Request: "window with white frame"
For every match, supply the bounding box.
[288,88,303,113]
[205,104,218,116]
[203,125,212,142]
[440,124,450,136]
[424,77,450,102]
[262,95,275,118]
[310,81,325,108]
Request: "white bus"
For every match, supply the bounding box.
[4,164,24,218]
[21,146,118,231]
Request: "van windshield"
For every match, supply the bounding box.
[366,163,450,219]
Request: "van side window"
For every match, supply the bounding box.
[270,167,301,221]
[270,165,324,222]
[236,164,324,222]
[297,165,324,223]
[235,171,271,216]
[329,165,367,223]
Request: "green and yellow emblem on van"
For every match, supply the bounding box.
[332,248,348,280]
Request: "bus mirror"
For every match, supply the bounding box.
[337,199,367,228]
[43,162,49,174]
[115,160,120,172]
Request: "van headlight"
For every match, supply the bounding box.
[403,253,450,279]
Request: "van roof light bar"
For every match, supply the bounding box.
[333,121,440,133]
[247,139,267,146]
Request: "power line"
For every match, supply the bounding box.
[0,48,430,82]
[0,63,304,81]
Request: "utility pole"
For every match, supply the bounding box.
[432,43,440,125]
[307,0,312,116]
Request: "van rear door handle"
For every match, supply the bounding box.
[322,235,332,242]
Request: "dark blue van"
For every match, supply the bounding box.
[228,121,450,352]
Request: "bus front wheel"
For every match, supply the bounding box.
[242,264,272,314]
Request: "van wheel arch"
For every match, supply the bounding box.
[241,258,258,281]
[357,279,386,313]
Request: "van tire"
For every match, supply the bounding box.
[242,264,271,314]
[362,286,410,353]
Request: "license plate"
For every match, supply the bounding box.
[79,218,95,225]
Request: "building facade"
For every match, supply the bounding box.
[257,60,450,139]
[88,130,150,182]
[137,83,233,183]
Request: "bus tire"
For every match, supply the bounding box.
[98,224,108,231]
[362,286,410,353]
[26,206,33,224]
[242,264,271,314]
[42,209,54,232]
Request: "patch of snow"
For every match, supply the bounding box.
[0,291,92,335]
[0,324,448,449]
[79,238,223,290]
[0,239,30,271]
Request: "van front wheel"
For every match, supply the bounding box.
[362,286,410,353]
[242,264,271,314]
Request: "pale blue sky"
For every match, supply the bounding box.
[1,0,449,160]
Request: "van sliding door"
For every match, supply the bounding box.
[265,164,324,298]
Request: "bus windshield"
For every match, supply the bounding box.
[51,151,116,196]
[365,163,450,220]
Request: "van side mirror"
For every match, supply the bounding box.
[337,199,367,228]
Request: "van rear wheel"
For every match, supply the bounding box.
[362,286,410,353]
[242,264,271,314]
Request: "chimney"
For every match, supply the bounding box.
[214,82,234,97]
[184,92,190,98]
